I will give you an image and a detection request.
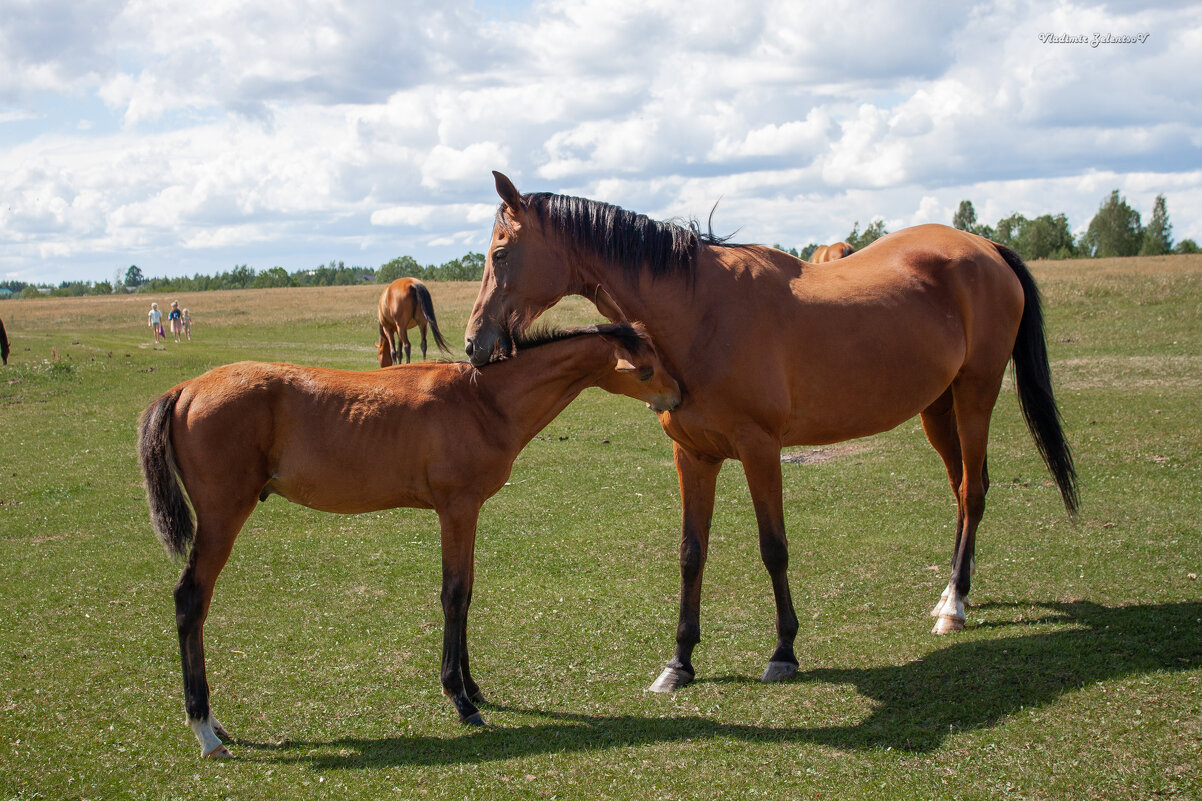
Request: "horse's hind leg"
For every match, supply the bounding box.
[176,501,254,757]
[400,328,412,364]
[926,378,999,635]
[921,389,967,625]
[418,322,429,361]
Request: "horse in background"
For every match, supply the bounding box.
[810,242,856,263]
[138,323,680,758]
[0,316,9,365]
[377,277,450,366]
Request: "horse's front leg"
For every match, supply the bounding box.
[650,444,721,692]
[436,503,484,725]
[739,440,799,682]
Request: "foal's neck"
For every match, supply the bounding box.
[485,337,611,446]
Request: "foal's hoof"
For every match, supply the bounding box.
[461,712,486,727]
[648,666,694,693]
[203,743,234,759]
[932,615,965,635]
[760,661,798,683]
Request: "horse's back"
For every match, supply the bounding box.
[673,226,1024,448]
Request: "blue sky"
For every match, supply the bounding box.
[2,0,1199,286]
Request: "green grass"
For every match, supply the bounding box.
[1,263,1199,800]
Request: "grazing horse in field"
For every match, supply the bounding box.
[377,277,450,366]
[0,316,9,365]
[138,324,679,758]
[810,242,855,263]
[465,172,1078,694]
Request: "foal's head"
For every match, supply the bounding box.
[591,323,681,413]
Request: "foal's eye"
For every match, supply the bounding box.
[639,367,654,382]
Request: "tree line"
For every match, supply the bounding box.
[1,253,489,299]
[2,188,1195,301]
[776,189,1196,263]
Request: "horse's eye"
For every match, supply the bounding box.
[492,247,508,263]
[639,367,654,382]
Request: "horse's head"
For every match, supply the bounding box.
[594,323,681,413]
[377,338,393,368]
[465,172,574,367]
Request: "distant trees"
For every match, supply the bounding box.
[1139,195,1173,256]
[845,219,888,250]
[1080,190,1144,258]
[951,190,1189,262]
[124,265,145,288]
[952,200,993,238]
[994,212,1076,260]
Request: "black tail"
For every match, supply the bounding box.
[996,244,1080,515]
[413,281,451,354]
[137,387,195,558]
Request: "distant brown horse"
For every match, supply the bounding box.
[377,277,450,366]
[465,172,1078,694]
[138,324,679,758]
[809,242,855,263]
[0,316,9,365]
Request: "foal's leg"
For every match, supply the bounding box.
[650,444,721,692]
[738,439,800,682]
[176,503,252,758]
[436,502,484,724]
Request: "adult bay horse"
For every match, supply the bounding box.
[810,242,855,263]
[138,323,679,758]
[465,172,1078,694]
[377,277,450,366]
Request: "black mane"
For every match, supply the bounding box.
[513,322,646,353]
[503,191,735,281]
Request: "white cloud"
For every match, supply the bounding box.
[2,0,1201,285]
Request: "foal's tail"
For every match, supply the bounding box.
[413,281,451,354]
[137,387,195,559]
[996,243,1080,516]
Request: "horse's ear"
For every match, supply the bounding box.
[614,357,637,373]
[594,285,628,323]
[493,171,523,212]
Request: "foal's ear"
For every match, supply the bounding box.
[614,357,637,373]
[493,171,523,212]
[594,285,628,323]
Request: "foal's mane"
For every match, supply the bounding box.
[513,322,646,354]
[501,192,736,281]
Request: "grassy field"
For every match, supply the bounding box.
[1,256,1199,800]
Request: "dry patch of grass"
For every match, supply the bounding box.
[1055,355,1202,390]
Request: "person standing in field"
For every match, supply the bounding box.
[181,308,192,341]
[168,301,183,343]
[148,303,166,342]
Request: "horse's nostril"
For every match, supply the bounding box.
[465,339,475,357]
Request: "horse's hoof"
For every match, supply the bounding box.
[203,743,234,759]
[212,718,230,739]
[932,615,965,635]
[468,690,486,704]
[760,660,798,683]
[461,712,486,727]
[648,666,694,693]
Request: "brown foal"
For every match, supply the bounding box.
[139,323,679,758]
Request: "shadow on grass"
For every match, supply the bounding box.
[239,600,1200,767]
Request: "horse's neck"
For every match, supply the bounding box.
[486,339,607,443]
